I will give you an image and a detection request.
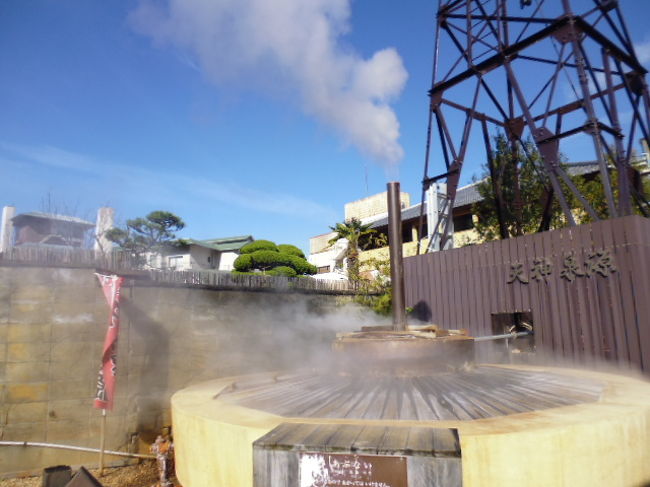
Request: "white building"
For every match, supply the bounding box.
[307,186,479,280]
[309,162,613,280]
[157,235,254,271]
[308,191,412,281]
[307,233,348,280]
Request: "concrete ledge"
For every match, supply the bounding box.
[172,367,650,487]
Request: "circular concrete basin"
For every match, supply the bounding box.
[172,365,650,487]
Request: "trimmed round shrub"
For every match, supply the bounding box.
[277,244,305,259]
[250,250,292,270]
[232,242,316,275]
[233,254,253,272]
[248,250,316,275]
[240,240,278,254]
[287,255,317,275]
[267,266,297,277]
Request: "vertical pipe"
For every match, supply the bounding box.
[387,182,407,331]
[99,409,106,477]
[94,207,115,254]
[0,206,16,253]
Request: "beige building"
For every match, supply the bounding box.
[344,191,411,221]
[308,183,482,279]
[308,161,626,280]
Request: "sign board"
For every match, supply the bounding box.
[299,452,407,487]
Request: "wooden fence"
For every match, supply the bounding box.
[404,215,650,373]
[0,246,356,294]
[148,269,356,294]
[0,245,136,269]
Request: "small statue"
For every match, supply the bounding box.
[151,434,174,487]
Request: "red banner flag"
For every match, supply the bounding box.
[94,274,125,410]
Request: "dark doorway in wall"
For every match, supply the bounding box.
[490,311,535,363]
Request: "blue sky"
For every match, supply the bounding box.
[1,0,649,252]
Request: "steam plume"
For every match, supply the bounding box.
[129,0,408,166]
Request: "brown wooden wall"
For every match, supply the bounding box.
[404,215,650,373]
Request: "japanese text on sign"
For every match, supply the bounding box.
[300,453,407,487]
[507,249,616,284]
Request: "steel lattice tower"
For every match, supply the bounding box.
[420,0,650,252]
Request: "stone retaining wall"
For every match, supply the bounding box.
[0,266,371,475]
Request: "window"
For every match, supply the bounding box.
[453,213,474,231]
[417,222,428,240]
[317,265,330,274]
[168,255,183,269]
[402,225,413,243]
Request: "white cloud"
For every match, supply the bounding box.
[0,142,337,221]
[0,141,93,171]
[128,0,408,167]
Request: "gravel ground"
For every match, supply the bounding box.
[0,462,180,487]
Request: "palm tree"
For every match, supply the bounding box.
[328,218,376,282]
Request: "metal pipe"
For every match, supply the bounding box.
[0,441,155,460]
[474,331,533,342]
[387,181,407,331]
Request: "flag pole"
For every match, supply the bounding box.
[99,408,106,476]
[93,273,124,477]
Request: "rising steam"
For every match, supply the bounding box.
[129,0,408,166]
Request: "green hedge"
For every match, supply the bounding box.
[233,253,253,272]
[234,240,315,275]
[277,244,305,259]
[240,240,278,254]
[248,250,285,269]
[286,254,317,275]
[267,266,298,277]
[246,250,315,275]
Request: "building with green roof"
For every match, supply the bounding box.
[162,235,254,271]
